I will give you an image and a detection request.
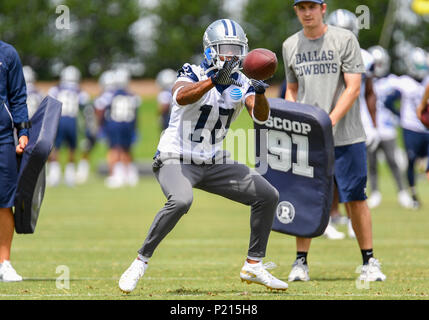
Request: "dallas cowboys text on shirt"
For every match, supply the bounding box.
[294,50,338,77]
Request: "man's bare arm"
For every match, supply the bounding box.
[172,79,214,106]
[329,73,361,127]
[285,82,298,101]
[245,93,270,123]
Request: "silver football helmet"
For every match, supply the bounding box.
[368,46,391,78]
[203,19,248,72]
[60,65,81,84]
[326,9,359,37]
[156,68,177,91]
[23,65,36,84]
[99,70,116,91]
[405,47,429,80]
[114,68,131,89]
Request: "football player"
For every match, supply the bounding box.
[389,47,429,208]
[22,66,43,119]
[156,68,177,132]
[94,69,116,174]
[119,19,288,293]
[47,65,91,187]
[96,68,141,188]
[366,46,414,209]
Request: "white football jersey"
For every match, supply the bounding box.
[48,83,90,118]
[373,75,400,140]
[26,84,44,118]
[359,49,376,131]
[157,62,255,162]
[389,75,428,133]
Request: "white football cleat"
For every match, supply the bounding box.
[397,190,414,209]
[367,191,382,209]
[323,223,345,240]
[126,164,139,187]
[106,163,126,188]
[358,258,386,282]
[76,159,90,184]
[119,258,148,293]
[64,163,76,187]
[288,258,310,282]
[47,161,61,187]
[0,261,23,282]
[347,219,356,239]
[240,261,288,291]
[330,215,348,226]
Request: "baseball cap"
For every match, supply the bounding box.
[294,0,324,5]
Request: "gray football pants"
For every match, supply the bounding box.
[138,159,279,259]
[368,138,405,192]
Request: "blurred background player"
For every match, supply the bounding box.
[94,69,116,174]
[388,47,429,208]
[366,46,413,209]
[47,65,91,187]
[155,68,176,132]
[22,66,44,119]
[96,68,141,188]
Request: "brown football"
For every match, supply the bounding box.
[421,103,429,129]
[242,48,277,80]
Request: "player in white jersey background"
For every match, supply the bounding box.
[95,68,141,188]
[155,68,176,133]
[22,66,44,119]
[388,47,429,209]
[47,65,91,187]
[365,46,414,210]
[118,19,288,293]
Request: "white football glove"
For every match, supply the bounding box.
[365,127,381,153]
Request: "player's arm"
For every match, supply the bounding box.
[245,81,270,123]
[329,73,361,127]
[173,80,214,106]
[285,82,298,102]
[365,77,377,127]
[175,57,241,106]
[417,83,429,120]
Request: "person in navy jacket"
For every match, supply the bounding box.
[0,40,29,282]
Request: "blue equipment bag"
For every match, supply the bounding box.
[14,96,62,234]
[255,98,335,238]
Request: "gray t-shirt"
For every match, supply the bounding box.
[282,25,366,146]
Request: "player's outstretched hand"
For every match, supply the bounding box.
[250,79,269,94]
[211,56,241,87]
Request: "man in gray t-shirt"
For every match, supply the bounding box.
[283,24,366,146]
[283,0,385,283]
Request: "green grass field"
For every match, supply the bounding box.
[1,98,429,300]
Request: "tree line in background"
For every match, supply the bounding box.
[1,0,428,81]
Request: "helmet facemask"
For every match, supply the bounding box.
[203,19,249,74]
